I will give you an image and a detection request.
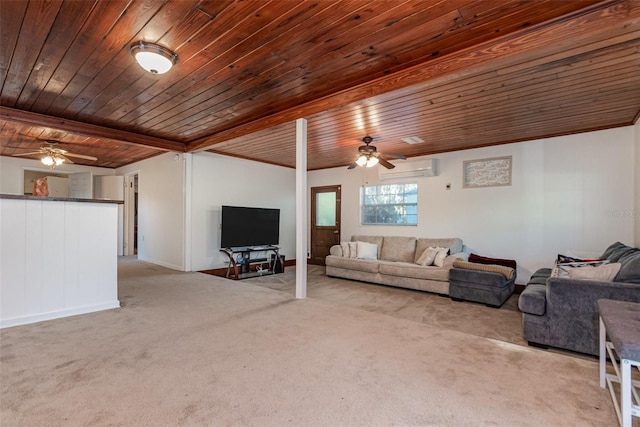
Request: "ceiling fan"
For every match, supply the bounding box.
[11,140,97,169]
[347,136,406,170]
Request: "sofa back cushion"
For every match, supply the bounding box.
[414,238,463,263]
[615,249,640,283]
[600,242,640,283]
[351,235,384,258]
[380,236,416,262]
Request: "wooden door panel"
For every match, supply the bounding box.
[310,185,341,266]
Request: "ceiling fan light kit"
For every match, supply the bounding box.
[41,155,64,167]
[130,41,177,75]
[348,136,406,170]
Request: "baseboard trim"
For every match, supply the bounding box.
[136,255,185,271]
[0,301,121,329]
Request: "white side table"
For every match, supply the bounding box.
[598,299,640,427]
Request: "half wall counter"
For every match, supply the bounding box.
[0,194,122,328]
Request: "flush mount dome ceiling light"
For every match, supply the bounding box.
[130,41,177,75]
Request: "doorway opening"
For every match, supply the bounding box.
[124,173,139,256]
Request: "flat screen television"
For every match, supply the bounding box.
[220,205,280,248]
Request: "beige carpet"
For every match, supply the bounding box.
[0,258,618,426]
[247,264,526,349]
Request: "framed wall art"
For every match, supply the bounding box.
[463,156,512,188]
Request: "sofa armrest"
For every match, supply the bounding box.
[329,245,342,257]
[518,283,547,315]
[544,278,640,354]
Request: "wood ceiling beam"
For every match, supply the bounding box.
[186,0,634,153]
[0,106,186,153]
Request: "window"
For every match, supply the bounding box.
[360,183,418,225]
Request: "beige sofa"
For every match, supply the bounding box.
[325,235,465,295]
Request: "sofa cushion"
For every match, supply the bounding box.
[351,235,384,258]
[378,261,449,282]
[325,256,380,273]
[380,236,416,263]
[615,249,640,283]
[414,238,463,262]
[600,241,623,260]
[527,268,552,286]
[600,241,636,262]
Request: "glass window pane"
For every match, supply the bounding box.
[360,183,418,225]
[316,192,336,226]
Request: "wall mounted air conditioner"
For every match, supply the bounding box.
[378,159,438,181]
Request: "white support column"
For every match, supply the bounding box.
[183,153,193,272]
[295,118,308,299]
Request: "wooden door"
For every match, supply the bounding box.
[310,185,341,265]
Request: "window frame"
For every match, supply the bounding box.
[360,182,418,226]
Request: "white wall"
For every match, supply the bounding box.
[0,156,115,195]
[1,198,120,327]
[190,152,296,271]
[635,118,640,247]
[116,153,186,270]
[308,126,636,283]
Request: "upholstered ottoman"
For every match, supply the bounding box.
[449,261,517,308]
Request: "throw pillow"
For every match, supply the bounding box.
[568,263,621,281]
[433,247,450,268]
[340,242,350,258]
[416,247,438,266]
[348,242,358,258]
[468,253,516,269]
[553,260,609,278]
[356,241,378,260]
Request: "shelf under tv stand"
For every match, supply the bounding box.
[220,246,283,280]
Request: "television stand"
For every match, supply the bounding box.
[220,246,283,280]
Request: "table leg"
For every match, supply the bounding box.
[621,359,632,427]
[600,316,606,389]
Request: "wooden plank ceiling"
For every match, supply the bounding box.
[1,0,639,170]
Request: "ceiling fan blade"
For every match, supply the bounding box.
[12,151,43,157]
[378,157,395,169]
[64,152,98,161]
[347,162,358,170]
[59,154,74,164]
[385,153,407,160]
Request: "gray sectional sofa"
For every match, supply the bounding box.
[325,235,465,295]
[518,241,640,355]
